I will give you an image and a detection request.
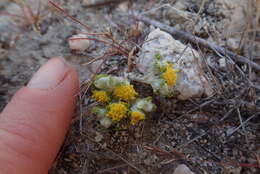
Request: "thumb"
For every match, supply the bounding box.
[0,58,79,174]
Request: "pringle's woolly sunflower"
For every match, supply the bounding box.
[114,85,138,101]
[162,64,178,86]
[107,103,128,121]
[94,74,130,92]
[92,90,110,103]
[130,111,145,125]
[132,97,156,112]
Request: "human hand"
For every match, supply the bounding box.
[0,58,79,174]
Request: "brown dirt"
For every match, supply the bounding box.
[0,0,260,173]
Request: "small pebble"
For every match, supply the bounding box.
[173,164,195,174]
[117,2,128,12]
[82,0,93,6]
[219,58,226,69]
[94,132,103,142]
[68,34,90,52]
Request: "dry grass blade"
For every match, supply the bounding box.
[127,46,136,72]
[48,0,93,31]
[227,112,260,137]
[82,53,114,66]
[236,108,248,141]
[96,164,128,173]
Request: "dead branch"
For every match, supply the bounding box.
[135,14,260,71]
[83,0,128,8]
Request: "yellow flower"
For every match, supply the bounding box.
[92,90,110,103]
[162,64,178,86]
[114,85,138,101]
[107,103,128,121]
[130,111,145,125]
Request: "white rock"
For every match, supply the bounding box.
[173,164,195,174]
[134,29,213,100]
[219,58,227,69]
[174,0,190,10]
[100,117,113,128]
[117,2,128,12]
[227,37,240,50]
[82,0,105,6]
[94,132,103,142]
[68,34,90,52]
[82,0,94,6]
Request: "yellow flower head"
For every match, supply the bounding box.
[114,85,138,101]
[130,111,145,125]
[92,90,110,103]
[162,64,178,86]
[107,103,128,121]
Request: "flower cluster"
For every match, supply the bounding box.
[131,111,145,125]
[92,90,110,103]
[114,85,138,101]
[91,75,156,128]
[163,64,178,86]
[107,103,128,121]
[149,53,179,97]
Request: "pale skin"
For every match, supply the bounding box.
[0,58,79,174]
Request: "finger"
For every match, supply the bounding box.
[0,58,79,174]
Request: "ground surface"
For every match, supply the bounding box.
[0,0,260,174]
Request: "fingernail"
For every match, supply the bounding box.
[27,58,69,89]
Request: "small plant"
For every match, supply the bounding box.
[92,90,110,103]
[148,53,180,97]
[113,85,138,101]
[162,63,178,86]
[91,75,156,128]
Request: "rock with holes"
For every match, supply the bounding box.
[129,28,213,100]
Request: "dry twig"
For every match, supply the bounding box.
[49,0,93,31]
[134,14,260,71]
[83,0,128,8]
[227,112,260,137]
